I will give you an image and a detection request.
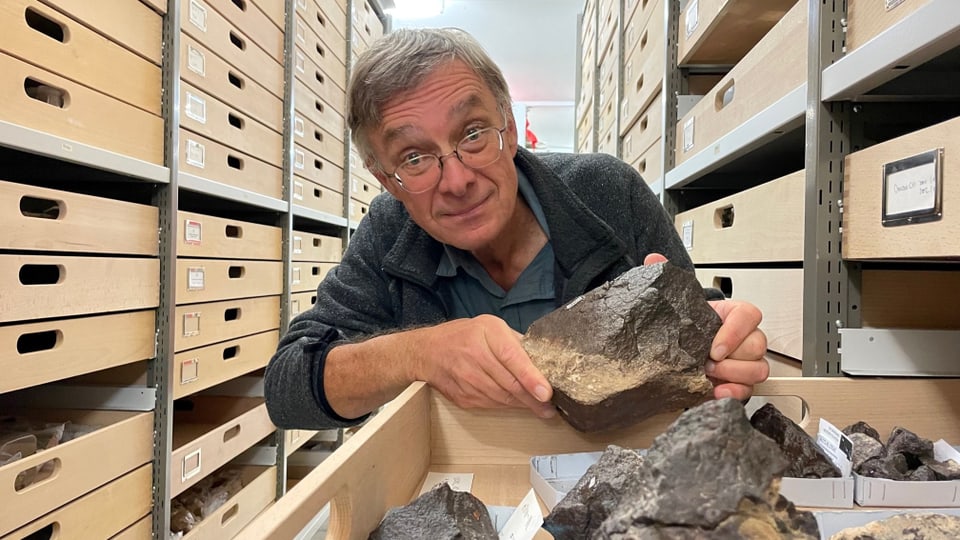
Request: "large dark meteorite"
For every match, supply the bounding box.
[523,262,721,432]
[368,483,496,540]
[750,403,841,479]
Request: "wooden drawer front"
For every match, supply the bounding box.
[182,466,276,540]
[297,0,347,48]
[284,429,318,456]
[293,178,345,217]
[5,465,151,540]
[621,94,663,164]
[294,81,346,142]
[847,0,929,52]
[349,199,370,224]
[597,0,618,55]
[675,170,805,264]
[111,514,151,540]
[181,0,283,98]
[623,0,660,57]
[295,27,347,94]
[173,330,278,399]
[174,296,281,352]
[291,262,336,293]
[180,82,283,167]
[351,0,383,48]
[293,46,346,114]
[631,137,663,185]
[696,268,803,359]
[0,180,158,255]
[0,411,152,536]
[0,0,161,115]
[293,231,342,262]
[844,116,960,259]
[177,211,282,260]
[142,0,167,14]
[0,255,158,323]
[678,0,797,65]
[171,397,274,497]
[862,270,960,329]
[1,311,155,393]
[180,34,283,133]
[676,1,807,165]
[179,129,284,200]
[598,88,617,139]
[294,13,346,76]
[577,99,594,150]
[294,112,345,164]
[249,0,285,30]
[597,126,617,157]
[175,259,282,305]
[295,145,346,193]
[0,52,163,164]
[620,7,665,137]
[204,0,283,63]
[290,291,318,319]
[350,176,381,206]
[39,0,162,64]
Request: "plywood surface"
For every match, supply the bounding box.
[679,0,799,65]
[846,0,930,52]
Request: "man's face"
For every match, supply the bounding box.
[366,60,519,252]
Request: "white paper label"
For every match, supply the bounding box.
[293,235,303,254]
[295,149,305,170]
[185,92,206,124]
[933,440,960,463]
[187,267,205,291]
[294,116,305,137]
[352,178,358,193]
[189,0,207,31]
[682,220,694,250]
[682,117,695,152]
[184,219,202,245]
[418,472,474,496]
[187,45,206,76]
[295,51,305,73]
[816,418,853,478]
[498,489,543,540]
[296,20,306,43]
[182,312,201,338]
[186,139,205,168]
[685,0,699,37]
[884,160,937,217]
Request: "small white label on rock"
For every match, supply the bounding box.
[816,418,853,477]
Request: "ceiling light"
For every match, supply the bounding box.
[383,0,444,19]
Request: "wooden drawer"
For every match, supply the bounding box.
[597,125,617,157]
[248,0,285,31]
[0,52,163,164]
[293,231,342,262]
[1,311,155,393]
[294,177,346,218]
[350,176,381,206]
[678,0,797,65]
[180,81,283,167]
[676,1,807,165]
[696,267,803,359]
[623,0,660,57]
[290,291,318,319]
[175,259,282,305]
[620,0,665,136]
[294,81,346,143]
[292,262,336,293]
[177,211,282,260]
[0,411,152,536]
[631,137,662,185]
[0,180,158,256]
[181,0,283,98]
[598,88,617,138]
[296,0,347,45]
[295,144,346,193]
[142,0,167,15]
[294,13,346,72]
[294,112,345,165]
[675,171,804,264]
[844,116,960,259]
[174,296,281,352]
[204,0,283,63]
[171,397,274,497]
[862,270,960,329]
[0,0,161,115]
[179,129,284,200]
[597,0,618,56]
[0,255,158,324]
[621,94,663,164]
[182,466,277,540]
[180,33,283,133]
[846,0,929,52]
[173,330,278,399]
[112,514,152,540]
[294,35,347,97]
[576,99,595,151]
[39,0,162,64]
[351,0,383,47]
[284,429,318,456]
[349,199,370,224]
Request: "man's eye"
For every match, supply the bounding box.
[403,153,423,166]
[463,128,483,142]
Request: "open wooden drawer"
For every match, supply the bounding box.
[237,378,960,539]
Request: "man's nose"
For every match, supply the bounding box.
[436,153,475,196]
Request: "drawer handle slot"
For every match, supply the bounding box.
[635,74,645,93]
[228,71,245,90]
[315,100,324,113]
[312,266,321,276]
[714,204,735,229]
[24,78,68,109]
[640,114,649,132]
[311,295,317,305]
[363,184,370,192]
[316,44,326,58]
[317,13,327,28]
[715,79,736,111]
[19,264,63,286]
[222,345,239,360]
[314,188,322,199]
[314,129,324,142]
[713,277,733,298]
[637,158,647,175]
[228,113,245,130]
[228,266,245,279]
[229,31,246,51]
[225,225,243,238]
[223,424,241,442]
[21,523,54,539]
[313,238,322,247]
[640,29,648,51]
[227,154,244,170]
[224,307,241,321]
[315,70,325,85]
[230,0,246,10]
[25,8,67,43]
[20,196,62,219]
[17,329,61,354]
[15,457,61,492]
[314,159,323,171]
[221,503,240,525]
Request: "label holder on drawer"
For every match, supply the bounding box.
[881,148,943,227]
[182,448,202,481]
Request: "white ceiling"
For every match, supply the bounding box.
[389,0,585,151]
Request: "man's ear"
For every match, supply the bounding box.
[504,111,520,155]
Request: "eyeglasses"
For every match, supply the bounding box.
[385,125,508,194]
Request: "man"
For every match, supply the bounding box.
[265,28,768,429]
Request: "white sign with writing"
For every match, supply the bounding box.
[885,161,937,217]
[498,489,543,540]
[816,418,853,478]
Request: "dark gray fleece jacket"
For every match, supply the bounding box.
[264,148,695,429]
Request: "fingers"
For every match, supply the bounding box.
[478,316,556,418]
[712,382,754,401]
[643,253,668,265]
[708,300,763,361]
[705,355,769,390]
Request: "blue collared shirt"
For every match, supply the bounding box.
[435,169,556,333]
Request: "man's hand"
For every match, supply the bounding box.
[409,315,557,419]
[643,253,770,401]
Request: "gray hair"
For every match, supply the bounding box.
[347,27,512,164]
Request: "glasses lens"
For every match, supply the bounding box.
[396,154,440,193]
[458,127,503,169]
